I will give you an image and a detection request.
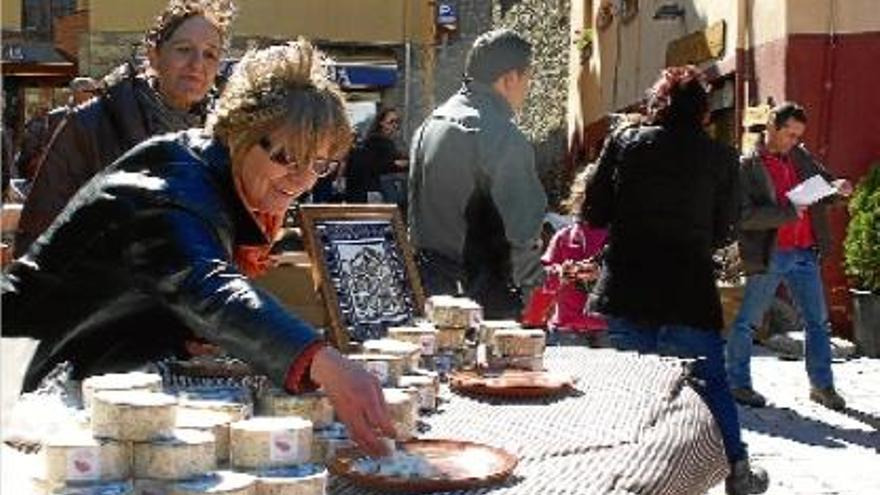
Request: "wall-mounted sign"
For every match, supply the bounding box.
[666,20,726,67]
[743,104,772,129]
[437,3,458,29]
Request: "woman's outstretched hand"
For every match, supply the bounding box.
[309,346,397,457]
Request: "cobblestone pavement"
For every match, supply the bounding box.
[707,346,880,495]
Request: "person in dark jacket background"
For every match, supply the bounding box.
[584,66,767,495]
[14,0,235,257]
[13,77,99,190]
[2,41,396,457]
[344,107,408,203]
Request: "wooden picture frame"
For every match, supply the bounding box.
[298,204,426,351]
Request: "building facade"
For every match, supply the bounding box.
[568,0,880,336]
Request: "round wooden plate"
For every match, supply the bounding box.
[329,438,517,493]
[449,369,577,398]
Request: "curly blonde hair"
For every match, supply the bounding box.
[143,0,236,51]
[208,40,352,172]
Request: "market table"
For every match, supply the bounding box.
[0,346,729,494]
[330,346,729,494]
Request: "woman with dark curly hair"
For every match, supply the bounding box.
[584,66,768,495]
[344,107,408,203]
[15,0,236,256]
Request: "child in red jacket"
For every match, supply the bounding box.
[541,166,608,346]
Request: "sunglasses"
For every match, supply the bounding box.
[258,136,339,178]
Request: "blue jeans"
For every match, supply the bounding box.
[726,248,834,390]
[608,317,747,464]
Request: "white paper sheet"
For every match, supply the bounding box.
[785,175,836,207]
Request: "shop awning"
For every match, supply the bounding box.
[1,42,76,84]
[328,58,398,90]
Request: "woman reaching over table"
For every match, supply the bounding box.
[1,41,396,457]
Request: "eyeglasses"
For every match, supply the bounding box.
[258,136,339,178]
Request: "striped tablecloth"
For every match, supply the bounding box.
[331,346,729,494]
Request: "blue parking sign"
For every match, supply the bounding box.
[437,2,458,26]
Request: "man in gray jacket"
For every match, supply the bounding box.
[409,29,546,318]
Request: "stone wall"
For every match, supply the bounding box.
[493,0,572,209]
[79,31,143,78]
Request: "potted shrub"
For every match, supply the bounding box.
[843,163,880,357]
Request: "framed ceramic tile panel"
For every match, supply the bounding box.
[298,204,426,351]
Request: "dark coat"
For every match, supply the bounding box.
[14,64,204,257]
[2,130,320,392]
[344,134,400,202]
[584,124,739,331]
[737,144,837,274]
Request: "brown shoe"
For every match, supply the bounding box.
[810,387,846,411]
[731,387,767,408]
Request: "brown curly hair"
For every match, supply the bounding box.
[207,40,352,173]
[143,0,236,51]
[645,65,709,126]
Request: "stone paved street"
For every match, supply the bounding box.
[707,346,880,495]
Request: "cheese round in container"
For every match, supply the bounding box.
[425,296,483,329]
[92,391,177,441]
[387,324,438,356]
[133,429,215,480]
[492,355,545,371]
[382,388,417,439]
[132,478,173,495]
[346,354,405,387]
[491,328,546,357]
[42,430,132,485]
[176,409,233,465]
[47,481,134,495]
[252,464,327,495]
[434,326,468,351]
[478,320,521,345]
[397,375,437,412]
[168,471,256,495]
[229,417,312,469]
[82,372,163,410]
[310,430,354,465]
[362,339,421,372]
[256,389,333,429]
[178,388,252,422]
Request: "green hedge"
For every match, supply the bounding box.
[844,164,880,293]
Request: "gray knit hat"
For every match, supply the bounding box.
[465,29,532,83]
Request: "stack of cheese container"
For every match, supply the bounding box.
[488,322,546,371]
[387,323,438,369]
[229,417,327,494]
[423,295,484,375]
[33,370,337,495]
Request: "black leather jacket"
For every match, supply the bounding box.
[584,123,740,331]
[3,130,320,392]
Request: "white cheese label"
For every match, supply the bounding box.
[66,447,101,481]
[270,430,299,464]
[419,334,436,356]
[364,361,390,384]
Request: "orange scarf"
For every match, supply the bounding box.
[234,210,284,279]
